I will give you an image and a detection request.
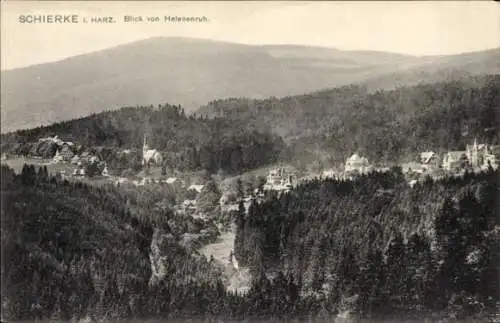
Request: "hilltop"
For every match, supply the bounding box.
[3,36,498,132]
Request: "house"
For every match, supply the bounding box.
[322,169,336,179]
[114,178,128,186]
[165,177,178,184]
[53,149,64,163]
[141,177,154,185]
[72,166,86,176]
[263,168,296,192]
[188,184,204,193]
[102,164,109,176]
[345,154,370,174]
[132,179,143,186]
[70,155,80,165]
[52,145,73,163]
[442,151,468,171]
[39,135,74,147]
[420,151,441,168]
[402,162,425,174]
[182,199,197,212]
[89,156,99,164]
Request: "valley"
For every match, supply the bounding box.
[1,34,500,323]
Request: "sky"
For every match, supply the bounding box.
[2,1,500,70]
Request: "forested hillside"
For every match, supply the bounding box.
[0,105,286,175]
[2,164,499,321]
[0,164,230,321]
[199,75,500,165]
[235,167,500,317]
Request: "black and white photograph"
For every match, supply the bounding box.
[1,1,499,322]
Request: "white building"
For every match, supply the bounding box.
[165,177,178,184]
[322,169,337,179]
[188,184,204,193]
[344,154,370,174]
[263,168,296,192]
[466,139,498,170]
[142,134,163,166]
[420,151,441,168]
[102,164,109,176]
[442,151,468,172]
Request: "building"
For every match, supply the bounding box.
[401,162,425,175]
[465,139,500,171]
[442,151,468,171]
[344,154,370,174]
[165,177,178,184]
[102,164,109,176]
[263,168,296,192]
[420,151,441,168]
[482,154,498,170]
[39,135,74,147]
[188,184,204,193]
[322,169,337,179]
[182,199,197,212]
[142,133,163,166]
[70,155,80,165]
[52,145,74,163]
[72,166,86,176]
[466,139,489,169]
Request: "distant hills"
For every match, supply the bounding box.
[2,36,499,132]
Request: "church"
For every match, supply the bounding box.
[465,138,498,170]
[142,133,163,166]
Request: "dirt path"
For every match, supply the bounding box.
[199,223,252,294]
[199,224,236,265]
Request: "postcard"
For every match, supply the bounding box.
[1,1,499,322]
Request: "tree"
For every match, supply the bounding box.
[236,178,244,200]
[257,176,266,193]
[357,249,385,314]
[21,164,36,185]
[85,162,101,178]
[384,232,407,308]
[196,180,221,214]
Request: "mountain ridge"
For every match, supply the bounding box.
[2,36,499,133]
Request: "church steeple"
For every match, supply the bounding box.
[142,115,151,166]
[143,132,149,151]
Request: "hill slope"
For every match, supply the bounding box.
[198,74,500,165]
[0,164,229,321]
[0,104,286,175]
[1,37,426,132]
[362,47,500,92]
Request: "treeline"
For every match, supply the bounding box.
[234,168,500,318]
[0,104,286,175]
[199,74,500,165]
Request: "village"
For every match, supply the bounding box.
[2,133,499,219]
